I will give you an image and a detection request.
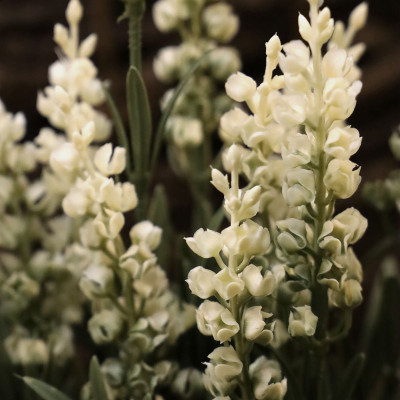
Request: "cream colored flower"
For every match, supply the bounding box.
[225,72,257,102]
[196,301,239,343]
[241,264,276,297]
[94,143,125,176]
[324,159,361,199]
[282,167,315,206]
[187,267,216,299]
[288,305,318,336]
[250,357,287,400]
[214,268,245,300]
[222,220,270,257]
[185,228,223,258]
[324,125,361,160]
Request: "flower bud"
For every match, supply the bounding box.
[130,220,162,251]
[186,228,223,258]
[266,34,282,59]
[153,0,186,32]
[349,3,368,32]
[187,267,216,299]
[298,14,312,42]
[168,116,203,147]
[66,0,83,25]
[288,305,318,336]
[225,72,257,102]
[211,168,230,195]
[202,4,239,43]
[79,34,98,58]
[153,46,180,83]
[54,24,69,49]
[208,47,241,81]
[196,301,239,343]
[324,159,361,199]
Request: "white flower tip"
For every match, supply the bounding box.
[349,3,368,31]
[266,34,281,58]
[66,0,83,25]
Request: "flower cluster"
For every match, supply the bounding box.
[187,0,368,397]
[35,1,195,398]
[186,148,287,398]
[153,0,240,181]
[0,100,84,367]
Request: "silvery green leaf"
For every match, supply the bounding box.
[89,356,110,400]
[126,66,152,176]
[22,377,72,400]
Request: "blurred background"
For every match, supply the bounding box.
[0,0,399,265]
[0,1,399,398]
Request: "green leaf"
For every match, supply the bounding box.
[147,184,172,267]
[126,66,152,176]
[89,356,110,400]
[151,49,213,171]
[207,206,225,231]
[22,376,72,400]
[336,353,366,400]
[103,84,132,176]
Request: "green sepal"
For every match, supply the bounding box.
[21,376,73,400]
[207,206,225,232]
[126,66,152,176]
[89,356,110,400]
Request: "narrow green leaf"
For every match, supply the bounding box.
[126,66,152,175]
[102,84,131,175]
[336,353,365,400]
[89,356,110,400]
[151,49,213,171]
[22,376,72,400]
[207,206,225,231]
[147,184,172,267]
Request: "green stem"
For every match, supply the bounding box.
[231,297,253,400]
[125,0,145,71]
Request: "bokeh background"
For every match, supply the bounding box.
[0,0,399,398]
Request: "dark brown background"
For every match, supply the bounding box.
[0,0,399,240]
